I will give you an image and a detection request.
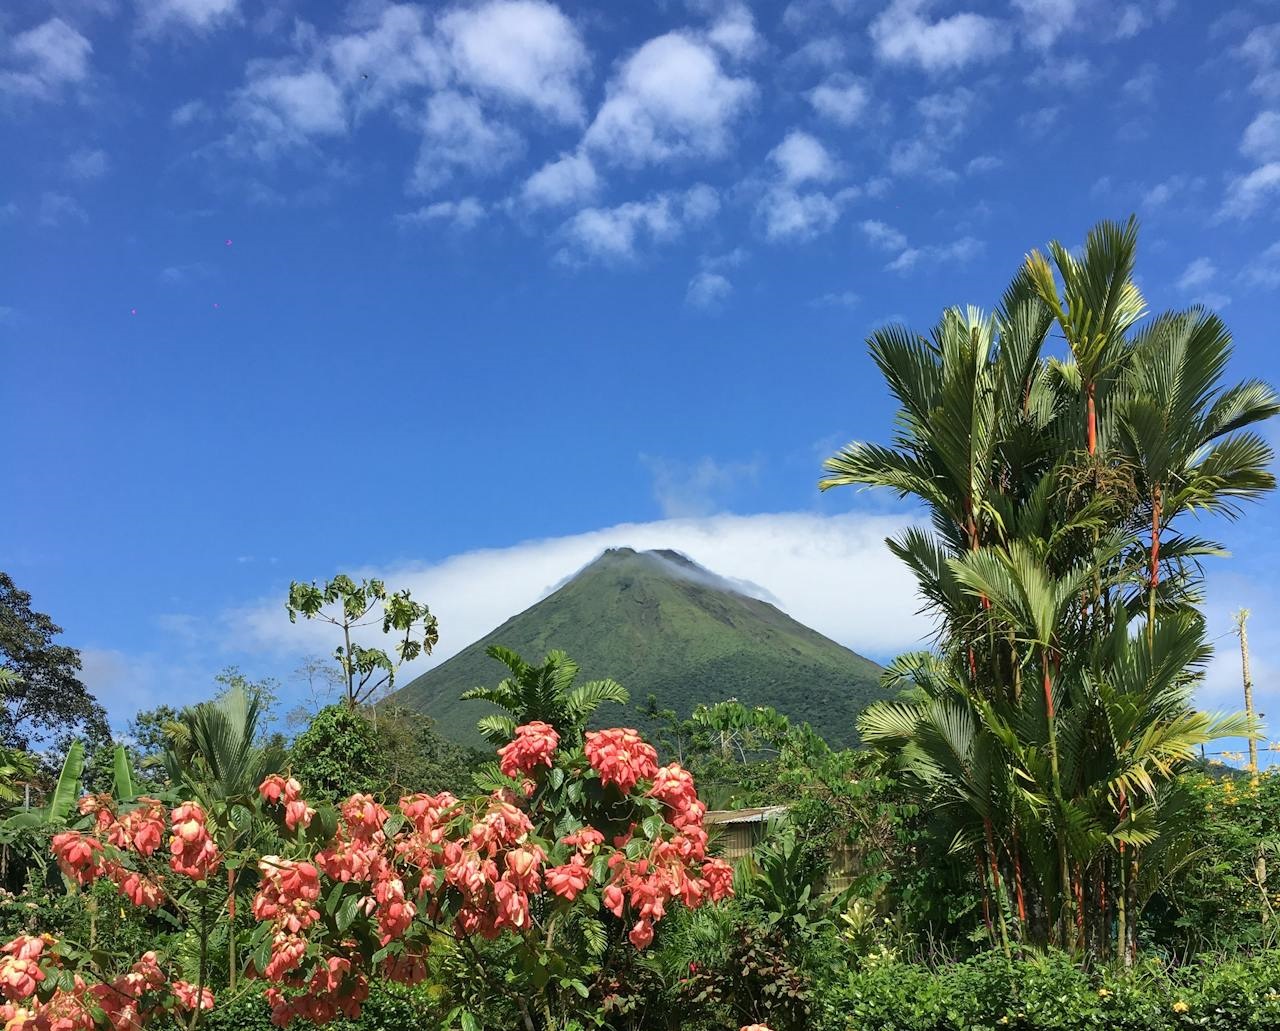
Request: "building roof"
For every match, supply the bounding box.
[703,805,789,826]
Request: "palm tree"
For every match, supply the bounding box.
[1119,307,1279,637]
[164,685,286,991]
[1024,216,1147,457]
[462,647,629,746]
[828,218,1275,961]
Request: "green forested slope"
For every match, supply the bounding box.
[387,547,882,748]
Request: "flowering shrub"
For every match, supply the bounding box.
[10,724,731,1030]
[248,724,733,1028]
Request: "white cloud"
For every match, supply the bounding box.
[686,270,732,309]
[966,154,1001,173]
[520,151,599,209]
[137,0,239,36]
[557,184,719,262]
[769,129,838,185]
[65,147,108,180]
[1121,62,1158,105]
[756,186,843,241]
[706,2,760,60]
[411,91,522,193]
[1244,241,1280,290]
[812,290,859,308]
[37,191,87,226]
[1177,257,1217,292]
[1219,162,1280,221]
[0,18,92,100]
[642,456,758,517]
[584,32,755,166]
[170,99,209,126]
[886,86,975,180]
[241,68,347,143]
[860,219,908,251]
[806,73,869,126]
[886,235,982,273]
[1112,4,1147,39]
[1240,25,1280,100]
[438,0,589,123]
[1026,56,1094,91]
[397,197,486,229]
[1142,173,1201,209]
[1242,111,1280,164]
[1012,0,1079,50]
[1018,104,1061,138]
[325,5,447,110]
[869,0,1010,73]
[220,510,931,680]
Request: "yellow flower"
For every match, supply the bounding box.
[1173,1000,1190,1014]
[1097,988,1112,999]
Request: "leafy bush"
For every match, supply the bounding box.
[816,949,1280,1031]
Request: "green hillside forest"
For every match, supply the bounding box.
[388,547,883,747]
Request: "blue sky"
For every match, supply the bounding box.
[4,0,1280,756]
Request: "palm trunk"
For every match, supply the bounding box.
[227,867,237,991]
[1147,486,1162,650]
[1085,381,1097,456]
[1042,650,1074,945]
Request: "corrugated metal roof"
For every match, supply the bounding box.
[704,805,789,825]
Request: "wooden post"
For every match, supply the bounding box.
[1236,609,1259,773]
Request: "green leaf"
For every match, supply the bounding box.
[111,744,137,803]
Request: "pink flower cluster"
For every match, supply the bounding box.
[249,724,734,1027]
[169,802,221,879]
[585,728,659,793]
[497,721,559,778]
[53,797,170,907]
[259,775,316,832]
[0,935,204,1031]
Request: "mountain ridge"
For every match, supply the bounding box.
[387,547,882,748]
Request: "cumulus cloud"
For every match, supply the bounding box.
[1240,24,1280,100]
[411,91,523,192]
[37,191,88,226]
[860,219,908,252]
[584,32,755,166]
[1026,56,1094,91]
[1242,111,1280,164]
[519,151,599,209]
[557,184,719,262]
[869,0,1010,73]
[1012,0,1079,50]
[438,0,589,123]
[1244,241,1280,290]
[706,2,760,61]
[0,17,92,100]
[221,510,932,676]
[685,270,732,309]
[887,86,976,180]
[397,197,486,229]
[137,0,239,35]
[756,187,844,241]
[806,73,869,125]
[885,235,983,273]
[1177,257,1217,292]
[65,147,108,180]
[768,130,838,185]
[1218,162,1280,221]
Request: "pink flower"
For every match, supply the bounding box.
[50,831,105,886]
[173,981,214,1011]
[545,856,592,901]
[497,722,560,779]
[584,729,658,794]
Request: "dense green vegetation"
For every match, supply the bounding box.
[2,218,1278,1030]
[390,546,883,748]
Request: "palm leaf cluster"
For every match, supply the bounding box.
[822,217,1278,962]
